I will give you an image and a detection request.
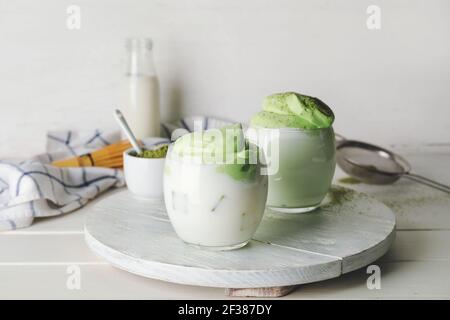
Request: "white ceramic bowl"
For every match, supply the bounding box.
[123,148,166,199]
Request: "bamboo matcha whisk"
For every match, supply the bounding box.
[52,110,144,168]
[51,139,138,168]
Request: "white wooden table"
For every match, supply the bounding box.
[1,144,450,299]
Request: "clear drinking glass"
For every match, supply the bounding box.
[163,145,268,250]
[249,126,336,213]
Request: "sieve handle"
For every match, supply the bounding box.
[403,173,450,194]
[334,133,346,147]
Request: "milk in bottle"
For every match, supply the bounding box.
[121,38,160,139]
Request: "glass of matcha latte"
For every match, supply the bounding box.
[163,124,268,250]
[249,92,336,213]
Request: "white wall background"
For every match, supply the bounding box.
[1,0,449,158]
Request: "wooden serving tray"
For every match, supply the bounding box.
[84,186,395,297]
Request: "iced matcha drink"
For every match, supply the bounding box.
[163,124,268,250]
[250,92,336,213]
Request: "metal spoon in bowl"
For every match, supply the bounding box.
[114,109,143,155]
[335,134,450,194]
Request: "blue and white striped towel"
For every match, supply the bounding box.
[0,116,232,231]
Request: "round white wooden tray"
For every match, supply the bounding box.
[85,186,395,296]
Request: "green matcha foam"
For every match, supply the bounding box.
[172,124,245,160]
[250,92,334,129]
[171,124,258,181]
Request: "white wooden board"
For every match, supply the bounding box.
[84,185,395,292]
[3,231,450,299]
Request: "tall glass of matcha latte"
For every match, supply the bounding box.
[249,92,336,213]
[163,124,268,250]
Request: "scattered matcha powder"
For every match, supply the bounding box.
[338,176,362,185]
[327,187,356,206]
[383,193,450,214]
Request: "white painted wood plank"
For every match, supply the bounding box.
[1,230,446,265]
[85,229,341,288]
[335,178,450,230]
[382,230,450,262]
[254,187,396,273]
[1,145,447,297]
[334,147,450,230]
[402,152,450,184]
[1,261,449,299]
[5,189,124,234]
[0,229,448,298]
[0,234,102,263]
[288,261,450,299]
[88,191,339,272]
[0,265,224,300]
[9,210,86,234]
[84,187,394,288]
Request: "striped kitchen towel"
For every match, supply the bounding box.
[0,116,232,231]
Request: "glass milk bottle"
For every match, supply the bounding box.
[121,38,160,139]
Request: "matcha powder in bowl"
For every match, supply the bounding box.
[132,144,169,158]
